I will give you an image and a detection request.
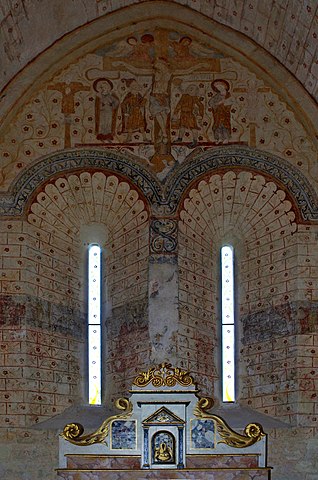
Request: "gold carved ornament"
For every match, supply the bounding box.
[60,398,133,446]
[133,362,194,388]
[194,397,265,448]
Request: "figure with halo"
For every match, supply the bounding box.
[208,79,232,144]
[93,78,119,141]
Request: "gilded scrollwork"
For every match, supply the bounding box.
[60,397,133,446]
[194,397,265,448]
[133,362,194,388]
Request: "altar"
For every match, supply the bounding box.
[57,363,272,479]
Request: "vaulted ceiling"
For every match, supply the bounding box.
[1,0,317,101]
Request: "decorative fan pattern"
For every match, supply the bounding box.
[27,172,149,307]
[179,170,298,310]
[178,170,298,396]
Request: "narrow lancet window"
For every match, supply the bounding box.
[88,244,102,405]
[221,245,235,402]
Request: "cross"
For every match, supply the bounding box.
[98,29,222,172]
[48,81,90,148]
[233,80,270,147]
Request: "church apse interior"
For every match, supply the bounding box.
[0,1,317,479]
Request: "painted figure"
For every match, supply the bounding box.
[93,78,119,141]
[171,36,194,61]
[121,79,147,142]
[172,83,204,147]
[149,58,171,144]
[209,79,232,144]
[127,34,154,63]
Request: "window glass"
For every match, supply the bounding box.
[221,245,235,402]
[88,244,102,405]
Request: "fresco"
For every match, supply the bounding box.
[0,29,316,191]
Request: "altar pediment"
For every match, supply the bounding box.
[143,407,185,426]
[57,363,271,478]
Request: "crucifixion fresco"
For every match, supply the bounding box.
[73,29,241,175]
[78,29,232,174]
[1,28,315,189]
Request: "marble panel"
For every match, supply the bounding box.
[190,419,215,449]
[110,420,137,450]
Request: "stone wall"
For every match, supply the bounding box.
[0,171,150,479]
[178,205,217,396]
[0,293,82,480]
[177,170,318,479]
[1,164,318,479]
[0,3,317,479]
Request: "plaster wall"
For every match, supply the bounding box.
[1,0,317,100]
[0,3,317,480]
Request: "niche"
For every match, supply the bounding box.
[152,431,175,465]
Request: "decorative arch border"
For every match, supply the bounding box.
[164,146,318,222]
[0,146,317,222]
[0,149,162,217]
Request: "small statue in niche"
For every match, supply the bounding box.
[152,431,175,464]
[155,442,173,462]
